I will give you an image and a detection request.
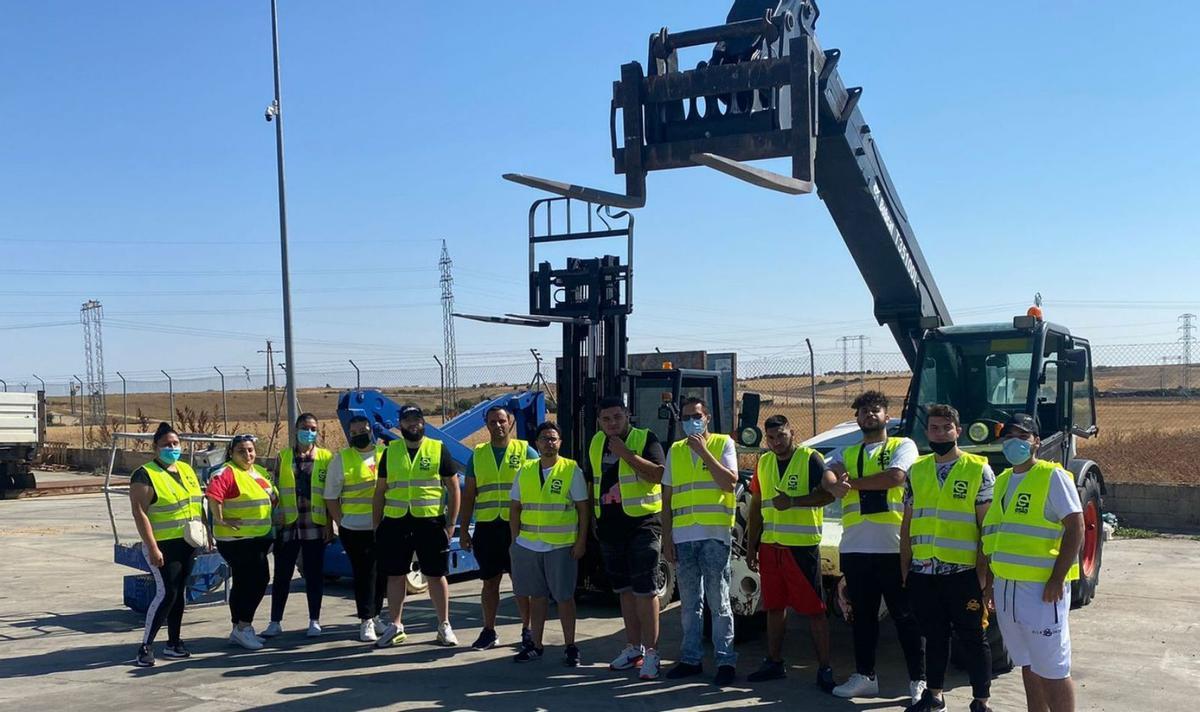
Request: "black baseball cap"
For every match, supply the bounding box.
[1001,412,1039,436]
[398,404,424,421]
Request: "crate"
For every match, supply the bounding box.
[114,542,151,572]
[123,574,156,613]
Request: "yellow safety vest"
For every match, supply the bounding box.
[841,437,906,529]
[668,434,735,530]
[277,446,333,526]
[983,460,1080,583]
[143,460,204,543]
[338,446,383,518]
[472,439,530,523]
[759,447,822,547]
[590,428,661,518]
[517,457,580,547]
[213,464,273,541]
[909,452,985,566]
[383,437,446,519]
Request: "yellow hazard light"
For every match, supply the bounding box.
[662,361,673,369]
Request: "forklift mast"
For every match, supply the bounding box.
[505,0,951,367]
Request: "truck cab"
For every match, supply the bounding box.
[626,367,731,446]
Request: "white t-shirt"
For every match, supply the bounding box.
[993,465,1083,628]
[509,462,588,552]
[828,438,918,554]
[323,448,377,531]
[662,437,739,545]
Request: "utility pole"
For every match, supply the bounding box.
[80,299,107,425]
[837,335,867,401]
[1179,314,1197,391]
[258,340,275,427]
[439,240,459,412]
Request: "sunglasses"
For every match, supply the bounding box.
[680,413,705,422]
[230,434,258,445]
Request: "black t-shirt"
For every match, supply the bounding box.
[589,430,667,542]
[377,441,457,479]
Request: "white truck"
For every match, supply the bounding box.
[0,392,44,492]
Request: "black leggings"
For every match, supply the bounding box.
[339,528,387,620]
[907,570,992,699]
[840,552,925,680]
[270,538,327,622]
[216,537,272,625]
[142,538,197,646]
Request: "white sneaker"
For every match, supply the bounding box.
[247,626,266,643]
[609,643,644,671]
[638,648,661,680]
[261,621,283,638]
[436,621,458,647]
[374,623,406,648]
[306,620,323,637]
[832,672,879,699]
[229,626,264,650]
[360,619,379,643]
[910,679,928,706]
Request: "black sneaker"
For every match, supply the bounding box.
[513,642,544,663]
[665,662,704,679]
[564,644,581,667]
[969,701,994,712]
[904,689,946,712]
[135,644,155,668]
[161,641,191,659]
[747,658,786,682]
[713,664,736,687]
[520,627,533,648]
[471,628,499,650]
[816,665,836,693]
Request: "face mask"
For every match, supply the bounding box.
[1002,438,1033,466]
[297,429,318,445]
[350,433,372,449]
[158,446,182,465]
[681,418,705,437]
[928,440,956,456]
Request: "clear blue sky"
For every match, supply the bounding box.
[2,1,1197,388]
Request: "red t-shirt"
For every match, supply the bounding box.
[205,465,273,503]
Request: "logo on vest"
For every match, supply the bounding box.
[952,480,969,499]
[418,456,432,470]
[508,454,522,468]
[785,474,800,492]
[1015,492,1032,515]
[549,478,564,495]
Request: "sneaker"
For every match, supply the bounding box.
[373,616,388,636]
[135,644,155,667]
[904,689,946,712]
[832,672,879,699]
[665,662,704,679]
[359,619,379,643]
[609,643,644,671]
[247,626,266,643]
[229,626,264,651]
[713,664,736,687]
[161,641,191,659]
[306,620,323,638]
[471,628,499,650]
[969,700,993,712]
[816,665,836,693]
[520,626,533,648]
[564,644,581,668]
[910,679,928,706]
[747,658,786,682]
[374,623,406,648]
[261,621,283,638]
[514,642,544,662]
[436,621,459,647]
[638,649,661,680]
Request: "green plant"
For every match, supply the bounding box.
[1115,527,1163,539]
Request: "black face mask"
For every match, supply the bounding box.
[929,440,956,455]
[350,433,372,449]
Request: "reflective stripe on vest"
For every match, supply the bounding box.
[517,457,580,546]
[143,460,204,542]
[590,428,661,518]
[213,464,273,540]
[472,439,530,523]
[841,437,906,529]
[338,445,382,517]
[668,434,735,529]
[983,460,1079,583]
[908,452,985,566]
[277,447,333,526]
[759,447,822,546]
[383,438,445,519]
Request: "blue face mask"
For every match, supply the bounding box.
[158,446,182,465]
[681,418,706,437]
[1002,438,1033,466]
[297,429,318,445]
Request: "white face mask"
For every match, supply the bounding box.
[1002,438,1033,465]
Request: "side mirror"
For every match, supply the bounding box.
[657,404,672,421]
[1063,348,1088,383]
[985,353,1009,368]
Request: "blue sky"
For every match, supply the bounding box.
[2,1,1197,387]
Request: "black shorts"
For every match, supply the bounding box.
[599,525,661,596]
[376,514,449,578]
[472,519,513,580]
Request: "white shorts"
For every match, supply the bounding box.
[995,601,1072,679]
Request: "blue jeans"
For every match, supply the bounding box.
[675,539,736,667]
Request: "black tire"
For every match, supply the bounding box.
[655,559,677,607]
[1070,475,1103,609]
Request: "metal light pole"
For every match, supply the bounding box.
[116,371,128,427]
[214,366,228,434]
[806,338,817,437]
[73,375,86,445]
[265,0,299,447]
[349,359,361,391]
[161,370,175,424]
[0,379,6,392]
[433,355,446,421]
[32,373,45,391]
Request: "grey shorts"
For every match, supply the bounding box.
[510,543,577,602]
